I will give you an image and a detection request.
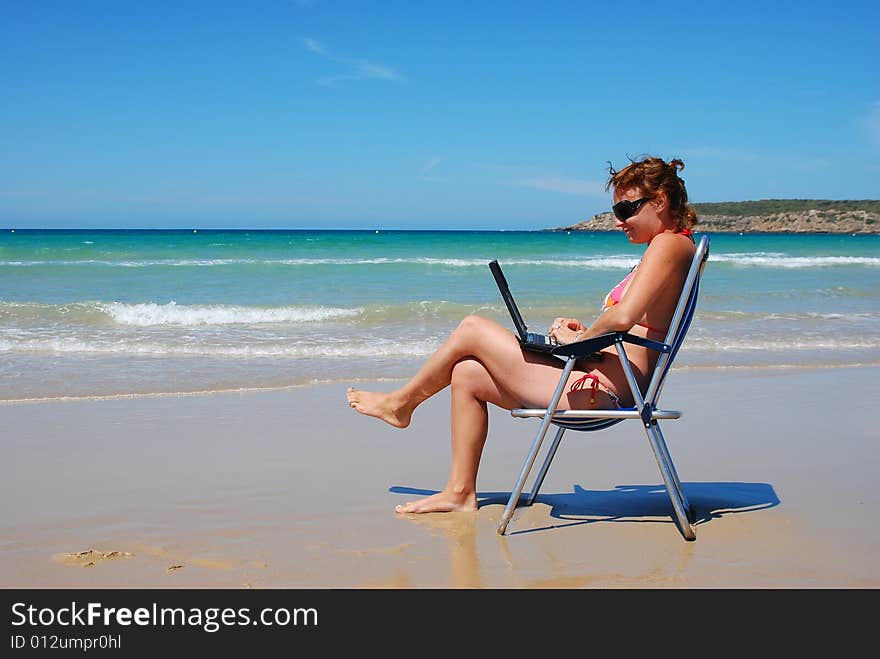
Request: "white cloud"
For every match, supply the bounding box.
[517,177,606,196]
[681,146,830,171]
[303,38,325,55]
[421,157,442,174]
[353,60,400,81]
[303,37,403,86]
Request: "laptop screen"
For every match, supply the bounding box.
[489,260,528,340]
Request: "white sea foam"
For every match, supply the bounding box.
[0,258,261,267]
[711,253,880,268]
[696,310,880,322]
[687,338,880,351]
[0,256,640,268]
[2,254,878,268]
[3,300,877,331]
[1,333,877,358]
[0,337,439,357]
[100,302,363,326]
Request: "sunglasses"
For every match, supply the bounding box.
[612,197,652,221]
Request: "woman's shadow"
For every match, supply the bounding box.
[391,481,779,534]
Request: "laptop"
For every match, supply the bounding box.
[488,259,559,353]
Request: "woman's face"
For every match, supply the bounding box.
[613,187,663,243]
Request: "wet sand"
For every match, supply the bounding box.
[1,366,878,588]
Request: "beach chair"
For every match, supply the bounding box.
[498,235,710,539]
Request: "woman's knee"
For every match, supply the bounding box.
[452,314,501,347]
[454,314,487,336]
[451,358,490,392]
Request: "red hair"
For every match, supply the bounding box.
[606,156,697,231]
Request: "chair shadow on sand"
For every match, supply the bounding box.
[390,481,779,535]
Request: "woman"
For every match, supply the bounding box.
[347,155,698,514]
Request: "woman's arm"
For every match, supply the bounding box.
[586,232,692,336]
[552,233,693,344]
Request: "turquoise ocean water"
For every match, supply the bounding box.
[1,229,878,401]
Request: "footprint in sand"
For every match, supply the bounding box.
[55,549,134,568]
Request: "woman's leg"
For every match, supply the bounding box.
[347,315,541,426]
[346,314,612,425]
[393,352,617,514]
[394,357,520,513]
[348,315,617,514]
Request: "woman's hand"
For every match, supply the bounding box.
[548,317,585,345]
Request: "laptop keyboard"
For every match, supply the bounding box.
[526,332,557,346]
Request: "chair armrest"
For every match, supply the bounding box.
[550,331,619,358]
[551,331,670,358]
[619,333,671,353]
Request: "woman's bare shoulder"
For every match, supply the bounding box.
[645,232,696,262]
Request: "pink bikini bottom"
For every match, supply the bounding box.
[569,373,621,409]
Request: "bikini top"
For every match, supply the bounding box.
[601,267,669,334]
[601,229,694,335]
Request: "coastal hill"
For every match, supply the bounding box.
[551,199,880,234]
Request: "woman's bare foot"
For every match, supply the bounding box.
[346,387,412,428]
[394,490,478,514]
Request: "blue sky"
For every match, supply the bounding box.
[2,0,878,229]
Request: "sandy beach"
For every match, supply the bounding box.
[1,365,878,588]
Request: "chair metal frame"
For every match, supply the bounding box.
[497,235,710,539]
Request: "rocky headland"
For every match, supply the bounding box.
[551,200,880,234]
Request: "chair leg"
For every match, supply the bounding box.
[498,358,577,535]
[643,421,696,540]
[525,426,566,506]
[654,423,688,507]
[496,418,554,535]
